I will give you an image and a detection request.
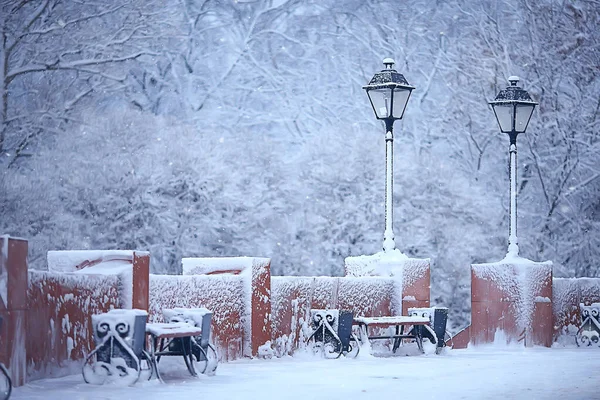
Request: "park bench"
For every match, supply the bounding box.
[84,308,217,385]
[576,303,600,347]
[146,307,218,380]
[353,315,433,353]
[83,309,152,385]
[306,309,359,358]
[354,307,448,355]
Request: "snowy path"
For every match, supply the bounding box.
[12,347,600,400]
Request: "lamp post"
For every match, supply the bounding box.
[489,76,538,257]
[363,58,415,253]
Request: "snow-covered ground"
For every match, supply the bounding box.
[12,347,600,400]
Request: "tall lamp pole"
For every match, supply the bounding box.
[363,58,415,252]
[489,76,538,257]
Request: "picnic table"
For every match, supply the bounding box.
[353,315,436,353]
[145,322,205,382]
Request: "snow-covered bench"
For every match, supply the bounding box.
[145,308,218,381]
[353,315,435,354]
[306,309,358,358]
[83,309,152,385]
[577,303,600,347]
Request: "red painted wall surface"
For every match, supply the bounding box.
[149,274,246,360]
[0,236,28,386]
[27,271,121,380]
[470,262,553,347]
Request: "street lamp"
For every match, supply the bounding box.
[363,58,415,252]
[489,76,538,257]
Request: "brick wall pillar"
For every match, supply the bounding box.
[0,236,28,386]
[251,259,272,356]
[132,252,150,311]
[471,260,553,347]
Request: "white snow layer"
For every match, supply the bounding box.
[10,348,600,400]
[182,256,269,275]
[45,250,146,308]
[47,250,136,272]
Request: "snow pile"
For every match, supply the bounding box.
[472,257,552,337]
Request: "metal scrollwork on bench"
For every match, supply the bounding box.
[577,303,600,348]
[306,310,358,358]
[83,310,153,385]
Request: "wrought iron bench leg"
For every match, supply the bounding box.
[180,337,198,377]
[150,336,164,383]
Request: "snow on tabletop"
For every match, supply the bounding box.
[354,315,430,325]
[145,322,202,337]
[47,250,136,273]
[182,256,269,275]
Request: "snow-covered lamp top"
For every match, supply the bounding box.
[363,58,415,121]
[489,76,538,137]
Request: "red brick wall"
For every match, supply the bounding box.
[149,274,246,360]
[470,262,552,347]
[27,271,121,380]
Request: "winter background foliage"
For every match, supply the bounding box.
[1,0,599,328]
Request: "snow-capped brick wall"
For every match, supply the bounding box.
[471,260,553,347]
[345,252,430,315]
[47,250,150,310]
[27,270,121,381]
[270,277,312,357]
[270,274,418,357]
[149,274,245,361]
[552,277,600,345]
[151,257,272,360]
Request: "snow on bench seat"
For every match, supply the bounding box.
[353,316,430,326]
[145,322,203,339]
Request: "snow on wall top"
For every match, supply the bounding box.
[47,250,139,273]
[472,258,552,332]
[182,256,269,275]
[46,250,146,308]
[345,250,429,286]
